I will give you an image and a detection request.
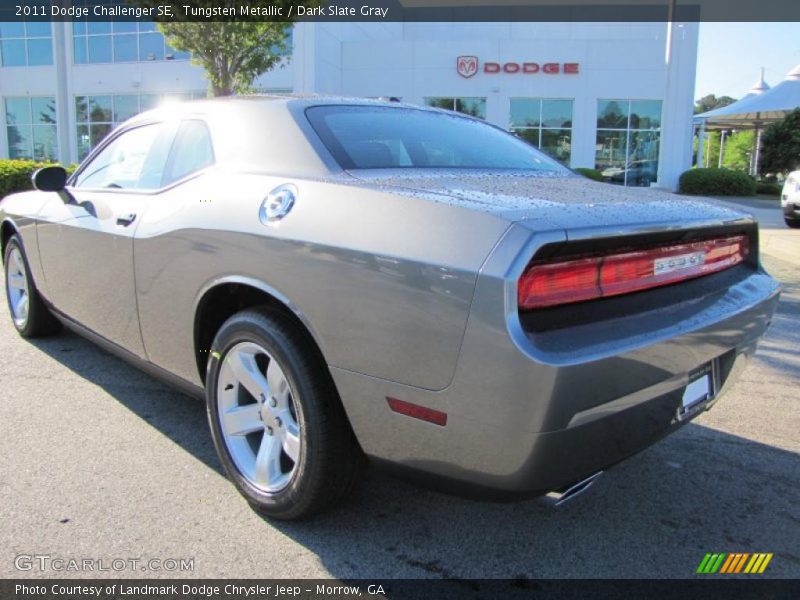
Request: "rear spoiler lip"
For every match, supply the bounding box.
[526,217,760,267]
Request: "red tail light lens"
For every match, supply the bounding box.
[518,235,750,310]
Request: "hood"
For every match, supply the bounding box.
[347,169,751,233]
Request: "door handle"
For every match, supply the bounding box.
[116,213,137,227]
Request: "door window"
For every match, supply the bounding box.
[162,120,214,186]
[73,122,176,190]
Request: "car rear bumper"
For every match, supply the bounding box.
[783,201,800,218]
[332,224,781,497]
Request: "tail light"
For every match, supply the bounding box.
[518,235,750,310]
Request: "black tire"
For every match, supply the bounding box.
[205,307,364,520]
[785,218,800,229]
[3,234,61,338]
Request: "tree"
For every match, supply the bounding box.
[759,108,800,175]
[132,1,319,97]
[157,21,292,96]
[694,94,737,115]
[722,130,754,172]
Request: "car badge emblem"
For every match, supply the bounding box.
[457,56,478,79]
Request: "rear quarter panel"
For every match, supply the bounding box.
[134,171,511,390]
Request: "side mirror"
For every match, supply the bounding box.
[32,166,67,192]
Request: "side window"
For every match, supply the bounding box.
[162,120,214,186]
[73,122,176,190]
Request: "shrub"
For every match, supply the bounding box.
[574,167,605,182]
[0,160,76,199]
[678,168,756,196]
[755,181,781,197]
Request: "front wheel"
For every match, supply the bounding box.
[3,234,61,337]
[785,218,800,229]
[205,308,363,520]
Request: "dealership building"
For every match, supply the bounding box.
[0,20,698,188]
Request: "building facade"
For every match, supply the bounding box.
[0,21,698,189]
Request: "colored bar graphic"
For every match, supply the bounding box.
[697,553,713,573]
[758,553,773,573]
[700,552,774,574]
[719,554,736,574]
[744,553,761,573]
[734,553,750,573]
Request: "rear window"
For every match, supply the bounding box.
[306,105,568,173]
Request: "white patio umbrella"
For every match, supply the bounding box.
[695,64,800,126]
[693,70,772,126]
[694,65,800,174]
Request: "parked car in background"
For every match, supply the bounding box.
[603,159,658,187]
[1,97,780,519]
[782,170,800,228]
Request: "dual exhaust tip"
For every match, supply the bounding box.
[543,471,603,506]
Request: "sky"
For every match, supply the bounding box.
[695,22,800,101]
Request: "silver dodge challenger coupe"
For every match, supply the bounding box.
[1,97,780,519]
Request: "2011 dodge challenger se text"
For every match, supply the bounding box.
[1,97,780,519]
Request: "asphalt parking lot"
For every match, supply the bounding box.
[0,195,798,580]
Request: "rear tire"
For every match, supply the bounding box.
[785,218,800,229]
[3,234,61,338]
[205,307,364,520]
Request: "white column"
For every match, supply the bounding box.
[752,127,762,177]
[696,119,705,168]
[52,22,71,164]
[656,21,699,191]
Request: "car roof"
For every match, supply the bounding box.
[124,94,457,126]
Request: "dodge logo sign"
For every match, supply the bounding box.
[456,56,478,79]
[456,57,579,77]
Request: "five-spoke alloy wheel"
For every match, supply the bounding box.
[206,308,363,520]
[5,245,29,329]
[217,341,302,493]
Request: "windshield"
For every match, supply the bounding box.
[306,105,570,173]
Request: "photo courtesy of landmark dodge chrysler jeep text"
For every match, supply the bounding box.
[1,97,780,519]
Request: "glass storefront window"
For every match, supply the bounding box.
[541,99,573,128]
[0,21,52,67]
[510,98,573,164]
[540,129,572,164]
[597,100,628,129]
[630,100,662,130]
[595,99,662,187]
[424,97,487,119]
[4,96,58,161]
[73,21,190,65]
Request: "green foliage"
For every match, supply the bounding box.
[694,130,755,173]
[759,108,800,175]
[131,1,320,96]
[755,181,781,196]
[695,130,721,168]
[694,94,737,115]
[679,168,756,196]
[573,167,605,182]
[721,130,754,172]
[0,160,76,199]
[159,22,291,96]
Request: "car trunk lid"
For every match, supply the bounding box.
[346,169,751,231]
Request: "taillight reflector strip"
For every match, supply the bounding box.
[387,397,447,426]
[518,235,750,310]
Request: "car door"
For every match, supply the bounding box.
[36,121,178,357]
[131,119,216,373]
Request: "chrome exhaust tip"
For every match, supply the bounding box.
[543,471,603,506]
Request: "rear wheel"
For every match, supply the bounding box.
[3,234,61,337]
[205,308,363,519]
[785,218,800,229]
